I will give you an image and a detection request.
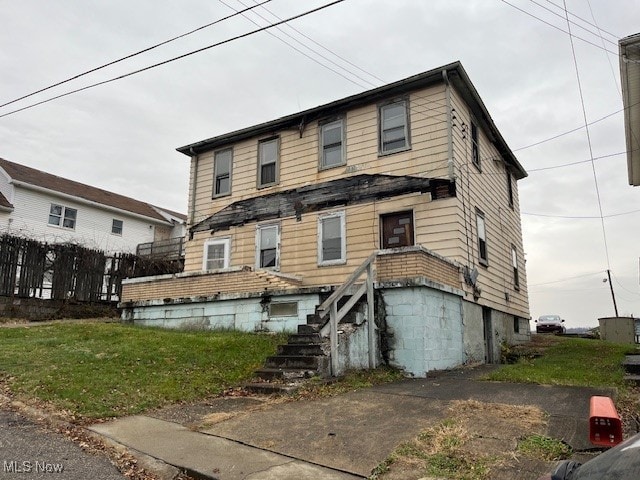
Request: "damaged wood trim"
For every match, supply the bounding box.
[191,174,456,234]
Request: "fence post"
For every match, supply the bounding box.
[367,261,376,369]
[330,301,339,376]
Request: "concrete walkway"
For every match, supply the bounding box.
[90,366,613,480]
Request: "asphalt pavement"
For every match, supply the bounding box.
[0,409,124,480]
[90,365,615,480]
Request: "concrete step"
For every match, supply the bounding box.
[288,333,322,344]
[306,313,324,325]
[297,324,320,334]
[623,355,640,375]
[264,355,325,370]
[624,374,640,386]
[244,382,301,395]
[253,367,316,381]
[277,343,325,356]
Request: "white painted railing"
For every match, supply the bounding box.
[316,251,378,376]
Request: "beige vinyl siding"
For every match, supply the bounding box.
[450,87,529,318]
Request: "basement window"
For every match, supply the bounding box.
[269,302,298,317]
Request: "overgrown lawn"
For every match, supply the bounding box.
[0,322,287,419]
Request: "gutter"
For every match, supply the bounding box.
[11,180,173,226]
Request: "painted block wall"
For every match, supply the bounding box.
[462,301,485,363]
[126,293,320,333]
[383,286,464,377]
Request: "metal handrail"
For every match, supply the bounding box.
[317,251,378,376]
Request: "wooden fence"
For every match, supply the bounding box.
[0,234,182,302]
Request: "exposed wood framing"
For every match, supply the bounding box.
[192,174,456,234]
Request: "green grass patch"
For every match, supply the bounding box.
[517,434,572,461]
[486,336,634,388]
[0,323,287,418]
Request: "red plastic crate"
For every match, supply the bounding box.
[589,396,623,447]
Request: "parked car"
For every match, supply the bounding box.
[538,432,640,479]
[535,314,566,334]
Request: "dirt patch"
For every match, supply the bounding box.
[372,400,555,480]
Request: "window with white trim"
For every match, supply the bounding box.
[471,122,480,169]
[213,148,232,197]
[258,137,279,188]
[320,118,345,169]
[48,204,77,230]
[318,211,346,265]
[476,210,488,266]
[511,244,520,289]
[379,99,410,154]
[256,224,279,269]
[203,238,230,270]
[111,219,123,235]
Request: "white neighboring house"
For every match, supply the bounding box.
[0,157,186,254]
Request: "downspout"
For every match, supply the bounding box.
[188,147,198,233]
[442,69,455,180]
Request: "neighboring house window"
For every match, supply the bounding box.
[48,204,77,230]
[203,238,230,270]
[111,219,123,235]
[258,137,279,188]
[319,118,345,169]
[379,99,410,154]
[476,210,488,266]
[318,211,346,265]
[256,224,279,269]
[213,148,232,197]
[511,244,520,289]
[471,122,480,169]
[507,171,514,208]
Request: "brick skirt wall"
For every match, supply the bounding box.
[376,247,461,290]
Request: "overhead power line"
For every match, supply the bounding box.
[0,0,274,109]
[522,209,640,219]
[543,0,618,39]
[528,270,604,287]
[0,0,346,119]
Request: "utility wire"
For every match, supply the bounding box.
[562,0,611,272]
[500,0,618,56]
[0,0,274,109]
[0,0,346,119]
[526,151,626,172]
[543,0,619,39]
[244,0,385,86]
[522,209,640,219]
[528,270,604,287]
[218,0,373,89]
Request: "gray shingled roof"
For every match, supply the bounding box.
[0,158,177,223]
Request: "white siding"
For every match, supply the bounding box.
[4,186,160,253]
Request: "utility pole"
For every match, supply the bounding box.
[607,269,619,317]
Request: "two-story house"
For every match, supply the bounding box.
[120,62,530,377]
[0,158,186,255]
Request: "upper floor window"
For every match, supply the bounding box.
[379,99,410,155]
[256,224,279,270]
[511,244,520,290]
[471,122,480,169]
[476,210,488,266]
[111,219,123,235]
[318,211,346,265]
[203,238,230,270]
[258,137,279,188]
[213,148,232,197]
[507,171,514,208]
[48,204,77,230]
[320,118,345,169]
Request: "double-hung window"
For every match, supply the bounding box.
[318,211,346,265]
[258,137,279,188]
[256,224,279,269]
[48,204,77,230]
[471,122,480,169]
[213,148,232,197]
[320,118,345,169]
[203,238,230,270]
[111,219,123,235]
[507,171,514,208]
[476,210,488,266]
[379,99,410,154]
[511,244,520,289]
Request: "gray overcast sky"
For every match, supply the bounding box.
[1,0,638,328]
